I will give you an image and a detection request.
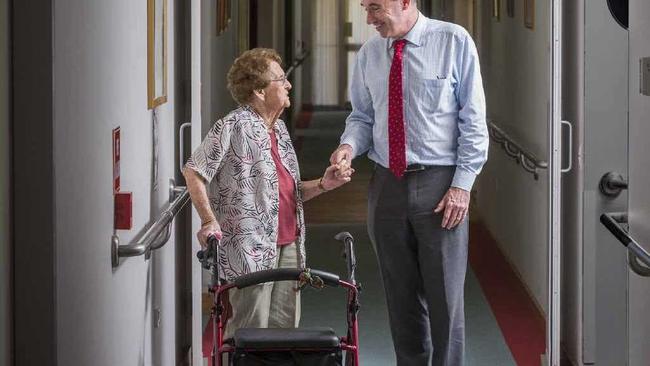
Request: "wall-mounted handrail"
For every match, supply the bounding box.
[488,121,548,180]
[112,181,190,268]
[286,49,310,78]
[600,212,650,277]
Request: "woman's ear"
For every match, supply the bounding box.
[253,88,265,101]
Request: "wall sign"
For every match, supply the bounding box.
[113,127,120,193]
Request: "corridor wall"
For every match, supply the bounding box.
[1,0,10,363]
[14,0,183,365]
[53,1,181,365]
[475,0,550,314]
[201,0,242,136]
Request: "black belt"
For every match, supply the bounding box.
[376,163,445,173]
[404,164,432,173]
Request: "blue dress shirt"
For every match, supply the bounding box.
[340,13,489,191]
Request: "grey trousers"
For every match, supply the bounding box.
[368,165,468,366]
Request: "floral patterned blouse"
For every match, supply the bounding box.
[185,105,306,281]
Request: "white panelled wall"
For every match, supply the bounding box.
[475,0,550,314]
[51,0,179,365]
[313,0,340,106]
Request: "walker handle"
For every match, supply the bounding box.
[334,232,357,285]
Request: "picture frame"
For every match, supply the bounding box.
[492,0,501,21]
[524,0,535,29]
[216,0,232,36]
[147,0,168,109]
[507,0,515,18]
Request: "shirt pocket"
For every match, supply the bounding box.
[417,78,454,114]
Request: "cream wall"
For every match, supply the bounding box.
[475,0,550,313]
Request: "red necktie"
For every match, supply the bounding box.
[389,39,407,178]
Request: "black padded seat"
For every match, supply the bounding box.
[234,327,340,349]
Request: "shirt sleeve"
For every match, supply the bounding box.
[340,49,375,158]
[452,33,489,191]
[184,116,233,183]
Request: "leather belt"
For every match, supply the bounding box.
[403,164,432,173]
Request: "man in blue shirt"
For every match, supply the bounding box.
[330,1,488,365]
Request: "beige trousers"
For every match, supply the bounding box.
[223,242,301,340]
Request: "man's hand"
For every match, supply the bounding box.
[330,144,354,177]
[197,220,222,248]
[434,187,470,230]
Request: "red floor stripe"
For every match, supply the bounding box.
[469,222,546,366]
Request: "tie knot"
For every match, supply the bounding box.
[394,39,407,54]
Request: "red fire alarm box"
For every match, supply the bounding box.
[114,192,133,230]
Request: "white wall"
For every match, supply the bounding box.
[0,0,10,363]
[52,0,179,365]
[475,0,550,313]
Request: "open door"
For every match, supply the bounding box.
[626,0,650,363]
[598,0,650,364]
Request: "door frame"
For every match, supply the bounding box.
[548,0,562,364]
[189,0,203,364]
[1,0,12,363]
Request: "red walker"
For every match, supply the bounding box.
[198,232,362,366]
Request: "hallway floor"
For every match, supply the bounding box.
[201,108,546,365]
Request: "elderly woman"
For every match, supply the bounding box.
[183,48,353,339]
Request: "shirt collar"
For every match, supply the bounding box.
[389,12,426,49]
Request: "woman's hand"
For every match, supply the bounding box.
[321,164,355,191]
[197,220,222,248]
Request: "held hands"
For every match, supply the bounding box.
[434,187,470,230]
[197,220,222,248]
[321,164,355,191]
[330,144,354,172]
[321,144,355,191]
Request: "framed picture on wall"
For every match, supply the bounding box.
[492,0,501,21]
[507,0,515,18]
[216,0,232,36]
[524,0,535,29]
[147,0,167,109]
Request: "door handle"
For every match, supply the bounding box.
[600,212,650,277]
[561,120,573,173]
[179,122,191,175]
[599,172,628,197]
